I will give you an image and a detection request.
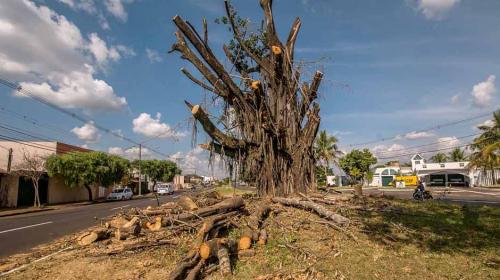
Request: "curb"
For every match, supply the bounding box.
[0,208,55,218]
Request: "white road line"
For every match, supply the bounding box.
[0,221,53,234]
[172,195,179,199]
[450,188,500,196]
[110,204,130,210]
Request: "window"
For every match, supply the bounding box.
[440,164,445,168]
[415,161,420,165]
[414,155,422,160]
[381,169,389,175]
[459,163,465,167]
[389,169,398,175]
[422,165,427,168]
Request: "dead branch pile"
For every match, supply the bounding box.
[71,190,349,279]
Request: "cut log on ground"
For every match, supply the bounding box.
[115,217,141,240]
[178,196,198,211]
[145,216,163,231]
[174,197,244,221]
[77,229,110,246]
[239,203,270,250]
[271,197,349,225]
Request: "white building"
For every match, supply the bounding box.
[410,154,476,187]
[370,154,487,187]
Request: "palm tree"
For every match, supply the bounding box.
[469,110,500,185]
[430,152,448,163]
[314,130,342,181]
[449,148,466,162]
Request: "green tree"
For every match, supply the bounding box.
[449,148,466,162]
[339,149,377,185]
[46,152,130,202]
[469,110,500,184]
[133,159,180,190]
[430,152,448,163]
[314,130,342,179]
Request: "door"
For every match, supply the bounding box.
[382,176,393,187]
[17,175,48,207]
[429,174,446,186]
[448,174,465,186]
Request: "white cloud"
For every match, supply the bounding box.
[476,119,495,128]
[169,147,227,178]
[372,144,405,155]
[451,94,460,104]
[71,121,101,143]
[88,33,135,69]
[18,66,127,111]
[436,136,460,150]
[416,0,460,20]
[108,146,153,159]
[132,113,186,139]
[0,1,129,111]
[471,75,496,108]
[108,146,124,155]
[57,0,110,30]
[403,131,435,140]
[146,48,162,63]
[105,0,134,22]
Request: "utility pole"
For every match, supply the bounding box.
[138,144,142,196]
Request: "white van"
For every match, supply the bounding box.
[157,183,174,195]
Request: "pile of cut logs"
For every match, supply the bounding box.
[75,190,350,279]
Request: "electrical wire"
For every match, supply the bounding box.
[0,76,170,158]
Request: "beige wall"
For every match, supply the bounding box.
[47,176,96,204]
[0,141,57,172]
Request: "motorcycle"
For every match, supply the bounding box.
[413,188,433,201]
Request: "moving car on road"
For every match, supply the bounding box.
[107,187,133,201]
[157,183,174,195]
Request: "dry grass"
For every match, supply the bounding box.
[1,196,499,280]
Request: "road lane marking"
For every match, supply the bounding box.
[450,188,500,196]
[110,204,130,210]
[0,221,53,234]
[172,195,179,198]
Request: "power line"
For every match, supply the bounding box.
[0,76,170,158]
[373,133,480,156]
[345,111,495,148]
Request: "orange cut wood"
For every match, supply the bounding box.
[271,45,282,55]
[238,236,252,250]
[251,80,261,90]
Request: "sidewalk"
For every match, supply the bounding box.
[0,193,154,218]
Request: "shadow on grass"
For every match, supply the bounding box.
[358,198,500,254]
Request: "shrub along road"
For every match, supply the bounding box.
[0,190,201,259]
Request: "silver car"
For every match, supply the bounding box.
[107,187,133,200]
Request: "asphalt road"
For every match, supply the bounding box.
[356,187,500,206]
[0,191,194,259]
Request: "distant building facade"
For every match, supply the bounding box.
[0,141,110,208]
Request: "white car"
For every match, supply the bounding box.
[157,184,174,195]
[107,188,133,201]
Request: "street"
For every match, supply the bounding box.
[355,187,500,206]
[0,192,186,259]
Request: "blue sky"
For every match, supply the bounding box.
[0,0,498,175]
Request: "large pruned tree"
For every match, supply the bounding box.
[170,0,323,196]
[46,152,130,202]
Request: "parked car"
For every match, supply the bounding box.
[157,184,174,195]
[107,187,133,201]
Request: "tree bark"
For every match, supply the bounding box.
[271,197,349,225]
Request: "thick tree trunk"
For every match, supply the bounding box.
[84,185,93,202]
